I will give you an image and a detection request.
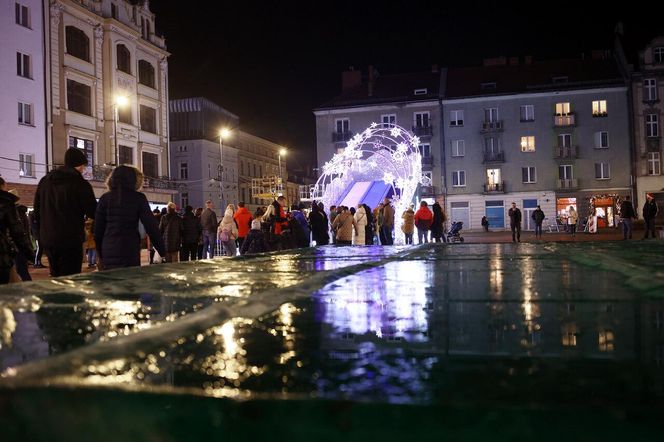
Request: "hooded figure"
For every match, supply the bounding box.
[94,165,165,269]
[160,202,183,262]
[354,205,368,245]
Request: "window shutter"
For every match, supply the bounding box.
[595,163,601,179]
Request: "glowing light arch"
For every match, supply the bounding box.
[311,123,429,244]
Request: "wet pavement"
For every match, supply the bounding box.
[1,242,664,440]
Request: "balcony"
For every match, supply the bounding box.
[557,178,579,190]
[554,114,576,127]
[480,121,503,133]
[332,131,353,143]
[483,151,505,163]
[421,185,436,195]
[483,181,506,193]
[554,145,579,159]
[90,165,179,191]
[412,125,433,138]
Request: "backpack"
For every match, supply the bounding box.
[219,228,231,242]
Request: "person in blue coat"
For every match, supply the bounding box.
[94,165,165,270]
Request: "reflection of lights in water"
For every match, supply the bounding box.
[0,307,16,350]
[489,249,503,297]
[215,321,238,357]
[520,256,541,347]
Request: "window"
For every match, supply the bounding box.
[592,100,608,117]
[522,166,536,183]
[381,114,396,128]
[119,145,133,165]
[68,137,94,173]
[452,170,466,187]
[558,134,572,147]
[484,108,498,123]
[142,151,158,178]
[118,104,131,124]
[19,153,34,177]
[595,162,610,180]
[552,76,569,84]
[139,105,156,133]
[65,26,90,62]
[555,102,571,115]
[335,118,349,133]
[414,112,430,128]
[485,200,504,228]
[646,114,659,138]
[562,326,577,347]
[15,3,29,27]
[414,88,428,95]
[647,152,661,175]
[481,82,497,90]
[18,102,32,125]
[559,165,573,180]
[111,3,118,19]
[450,110,464,126]
[16,52,30,78]
[66,79,91,115]
[179,162,188,180]
[423,171,433,183]
[644,78,658,101]
[138,60,155,88]
[419,144,431,157]
[485,137,500,154]
[141,17,151,40]
[654,47,664,64]
[598,330,614,352]
[451,139,465,157]
[520,105,534,122]
[116,44,131,74]
[594,131,609,149]
[520,136,535,152]
[178,145,188,153]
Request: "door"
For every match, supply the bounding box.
[523,199,538,231]
[485,200,504,228]
[450,202,470,228]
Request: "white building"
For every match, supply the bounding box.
[0,0,47,202]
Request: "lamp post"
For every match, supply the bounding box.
[278,148,287,198]
[113,95,129,166]
[219,128,231,210]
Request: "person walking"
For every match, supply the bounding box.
[431,202,446,243]
[200,200,218,259]
[159,202,183,263]
[354,204,368,245]
[567,206,579,238]
[481,216,489,232]
[414,201,433,244]
[531,205,545,240]
[331,206,358,246]
[508,202,522,243]
[401,204,415,245]
[381,198,395,245]
[643,193,659,239]
[94,165,165,270]
[233,202,253,251]
[181,206,201,261]
[84,218,96,269]
[194,207,204,259]
[218,207,239,256]
[28,210,44,268]
[0,178,33,284]
[619,196,636,240]
[309,202,330,246]
[33,148,97,277]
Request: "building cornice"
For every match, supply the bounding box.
[442,86,628,105]
[313,99,440,116]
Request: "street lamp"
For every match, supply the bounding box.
[219,128,232,210]
[278,148,287,181]
[113,95,129,166]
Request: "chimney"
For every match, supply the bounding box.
[368,65,374,97]
[524,55,533,65]
[431,64,439,73]
[483,56,507,67]
[341,66,361,92]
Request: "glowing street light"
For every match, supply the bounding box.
[278,148,287,183]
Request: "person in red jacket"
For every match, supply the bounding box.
[233,201,253,251]
[414,201,433,244]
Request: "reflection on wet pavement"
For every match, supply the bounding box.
[1,243,664,408]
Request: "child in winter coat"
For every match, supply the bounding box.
[241,219,269,255]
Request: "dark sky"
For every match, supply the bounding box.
[150,0,662,170]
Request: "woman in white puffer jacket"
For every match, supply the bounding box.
[217,207,239,256]
[354,204,367,245]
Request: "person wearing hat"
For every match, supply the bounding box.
[33,147,97,276]
[643,193,659,239]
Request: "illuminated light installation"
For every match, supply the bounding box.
[311,123,429,244]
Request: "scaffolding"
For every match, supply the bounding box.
[251,175,284,200]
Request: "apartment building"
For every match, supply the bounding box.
[48,0,173,203]
[314,67,443,202]
[0,0,48,203]
[442,56,631,231]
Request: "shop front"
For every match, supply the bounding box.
[590,195,618,229]
[556,197,577,228]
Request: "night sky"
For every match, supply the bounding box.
[151,0,662,170]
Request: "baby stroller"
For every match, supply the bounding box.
[447,221,465,243]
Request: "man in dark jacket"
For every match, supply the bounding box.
[0,178,34,284]
[200,200,218,258]
[643,193,659,239]
[33,148,97,276]
[181,205,201,261]
[159,202,183,262]
[531,205,545,239]
[508,202,522,243]
[619,196,636,240]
